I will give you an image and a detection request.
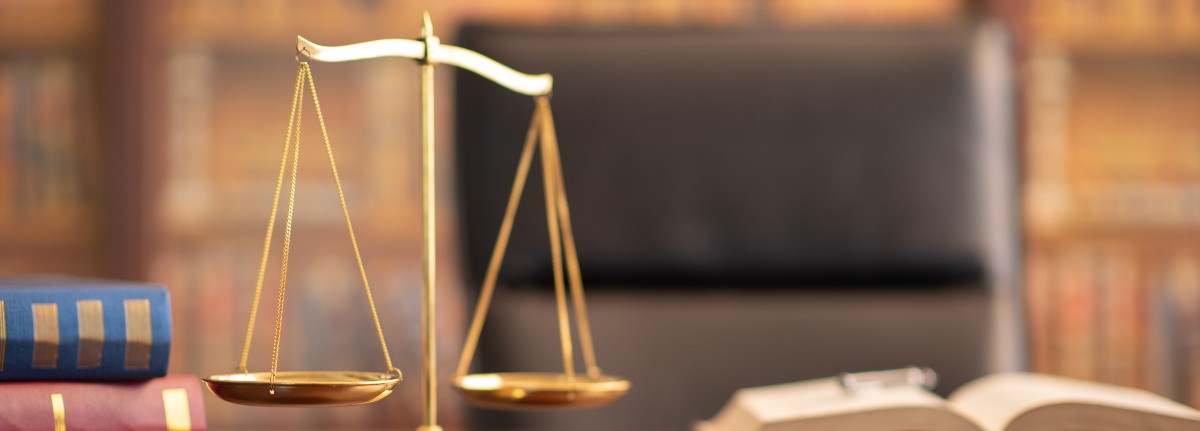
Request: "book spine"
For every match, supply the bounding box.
[1055,248,1098,381]
[0,286,170,380]
[1024,248,1055,374]
[1146,256,1184,401]
[1097,248,1142,388]
[0,375,205,430]
[1163,256,1200,407]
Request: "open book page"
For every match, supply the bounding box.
[948,373,1200,431]
[700,378,981,431]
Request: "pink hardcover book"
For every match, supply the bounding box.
[0,374,205,430]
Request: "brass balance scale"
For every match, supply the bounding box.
[202,13,630,429]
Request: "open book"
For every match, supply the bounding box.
[696,371,1200,431]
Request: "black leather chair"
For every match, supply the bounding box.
[454,19,1021,431]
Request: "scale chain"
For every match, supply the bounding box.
[237,62,306,374]
[237,62,397,384]
[455,107,543,378]
[269,64,306,384]
[538,100,575,380]
[455,97,605,380]
[540,97,602,378]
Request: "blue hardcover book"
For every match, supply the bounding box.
[0,275,171,380]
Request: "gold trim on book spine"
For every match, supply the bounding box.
[0,300,6,371]
[51,393,65,431]
[76,300,104,369]
[32,304,59,368]
[124,299,152,369]
[162,388,192,431]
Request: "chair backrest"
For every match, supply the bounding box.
[455,22,1014,292]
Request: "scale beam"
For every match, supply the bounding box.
[297,35,553,96]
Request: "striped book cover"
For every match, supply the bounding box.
[0,275,170,380]
[0,374,205,430]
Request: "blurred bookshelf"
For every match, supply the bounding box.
[0,0,102,275]
[1014,0,1200,409]
[35,0,1200,429]
[0,0,98,51]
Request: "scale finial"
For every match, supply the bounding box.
[421,11,433,38]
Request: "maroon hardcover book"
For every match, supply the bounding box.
[0,375,206,430]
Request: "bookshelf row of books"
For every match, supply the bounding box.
[0,276,206,429]
[450,0,960,27]
[1026,246,1200,408]
[0,0,96,51]
[0,55,97,274]
[160,48,422,236]
[1023,46,1200,235]
[1072,183,1200,229]
[1028,0,1200,51]
[0,55,88,227]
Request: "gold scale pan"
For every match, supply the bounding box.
[205,14,628,412]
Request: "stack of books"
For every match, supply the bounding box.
[0,275,205,430]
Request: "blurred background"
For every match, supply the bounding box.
[2,0,1200,430]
